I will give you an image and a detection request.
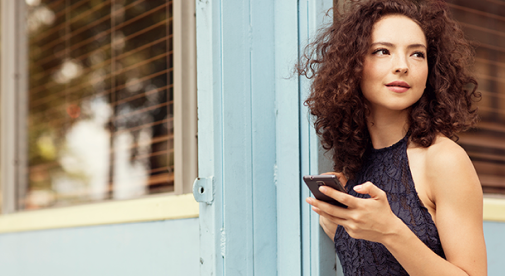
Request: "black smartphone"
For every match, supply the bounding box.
[303,175,347,208]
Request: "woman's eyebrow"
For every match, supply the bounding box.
[370,42,427,49]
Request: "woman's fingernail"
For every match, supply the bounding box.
[319,186,327,193]
[306,198,313,204]
[354,185,362,191]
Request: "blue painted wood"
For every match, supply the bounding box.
[250,0,278,274]
[274,0,302,274]
[196,0,222,274]
[0,219,199,276]
[220,0,255,273]
[298,1,312,273]
[196,0,277,274]
[309,0,340,273]
[196,0,345,275]
[299,0,338,275]
[484,221,505,275]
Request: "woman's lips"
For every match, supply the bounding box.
[386,81,410,93]
[386,86,409,93]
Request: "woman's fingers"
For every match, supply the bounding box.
[318,185,356,208]
[353,181,387,200]
[306,196,349,218]
[312,205,346,226]
[308,181,397,243]
[322,171,348,187]
[314,181,387,210]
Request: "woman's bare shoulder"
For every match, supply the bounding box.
[425,134,471,169]
[424,134,481,199]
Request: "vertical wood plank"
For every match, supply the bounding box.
[309,2,339,274]
[300,0,338,275]
[221,0,254,274]
[250,0,277,274]
[197,0,277,274]
[196,0,222,274]
[275,0,302,274]
[298,1,312,274]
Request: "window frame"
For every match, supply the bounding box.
[0,0,197,228]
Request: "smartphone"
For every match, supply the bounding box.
[303,175,347,208]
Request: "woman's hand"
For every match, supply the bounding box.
[317,172,348,240]
[319,213,338,240]
[321,171,348,188]
[307,181,402,244]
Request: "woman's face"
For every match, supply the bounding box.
[360,15,428,114]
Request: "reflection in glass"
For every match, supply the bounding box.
[24,0,174,209]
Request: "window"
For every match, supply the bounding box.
[1,0,196,213]
[447,0,505,195]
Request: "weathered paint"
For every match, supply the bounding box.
[195,0,221,274]
[196,0,277,274]
[197,0,340,274]
[274,0,302,274]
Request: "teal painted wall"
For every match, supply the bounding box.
[484,221,505,275]
[0,218,199,276]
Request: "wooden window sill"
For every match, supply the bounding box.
[0,193,198,233]
[484,197,505,222]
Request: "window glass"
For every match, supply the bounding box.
[24,0,174,210]
[448,0,505,195]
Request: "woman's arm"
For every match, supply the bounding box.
[381,140,487,275]
[308,142,487,275]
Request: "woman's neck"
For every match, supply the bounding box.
[367,108,410,149]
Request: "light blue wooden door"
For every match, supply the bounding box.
[195,0,340,275]
[195,0,277,274]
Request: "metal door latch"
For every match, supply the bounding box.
[193,176,214,204]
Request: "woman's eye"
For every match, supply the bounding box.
[412,51,426,58]
[372,48,390,56]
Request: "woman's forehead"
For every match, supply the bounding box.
[370,15,427,47]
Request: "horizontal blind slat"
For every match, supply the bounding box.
[29,67,172,110]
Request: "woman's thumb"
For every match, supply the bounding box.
[353,181,383,198]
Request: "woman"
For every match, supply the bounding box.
[301,0,487,275]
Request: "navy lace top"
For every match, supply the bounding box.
[334,136,445,275]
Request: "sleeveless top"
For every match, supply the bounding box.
[334,136,445,275]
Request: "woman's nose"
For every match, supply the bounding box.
[395,67,408,74]
[392,54,409,74]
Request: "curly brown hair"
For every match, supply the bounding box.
[298,0,480,179]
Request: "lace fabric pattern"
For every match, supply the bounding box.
[334,136,446,276]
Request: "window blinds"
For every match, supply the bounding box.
[448,0,505,194]
[26,0,174,209]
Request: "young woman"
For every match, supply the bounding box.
[301,0,487,275]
